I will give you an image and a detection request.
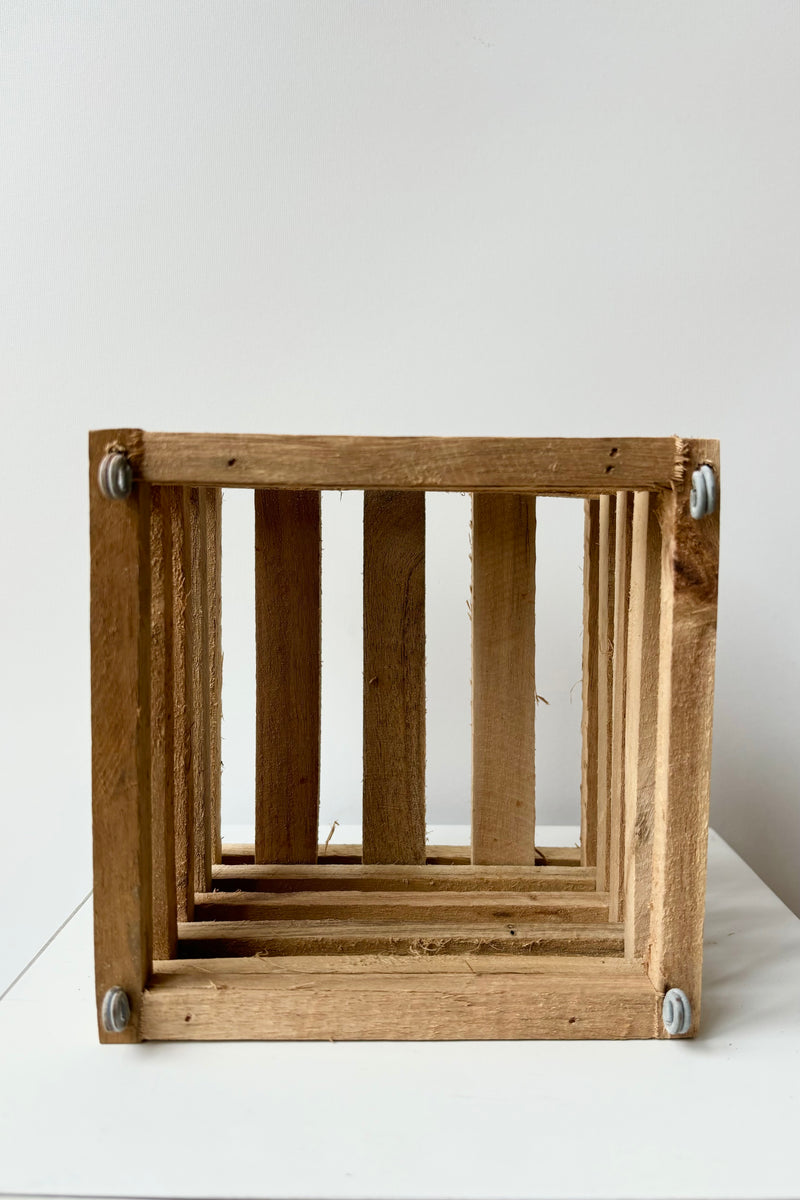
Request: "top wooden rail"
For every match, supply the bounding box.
[97,431,687,495]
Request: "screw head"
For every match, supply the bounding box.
[98,452,133,501]
[662,987,692,1036]
[101,986,131,1033]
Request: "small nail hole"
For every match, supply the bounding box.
[609,447,619,457]
[184,1014,192,1022]
[605,465,614,474]
[227,458,237,467]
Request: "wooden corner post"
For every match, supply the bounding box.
[647,440,720,1034]
[89,429,152,1043]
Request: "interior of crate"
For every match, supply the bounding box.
[148,484,646,967]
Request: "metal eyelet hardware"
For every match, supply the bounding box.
[101,986,131,1033]
[98,452,133,501]
[690,464,716,519]
[662,987,692,1036]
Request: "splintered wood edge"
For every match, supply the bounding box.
[95,431,688,494]
[141,957,662,1040]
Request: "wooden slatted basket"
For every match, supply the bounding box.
[89,432,720,1042]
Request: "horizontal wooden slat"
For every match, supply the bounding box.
[130,433,685,494]
[155,953,636,977]
[219,843,583,868]
[211,863,596,893]
[177,921,623,958]
[142,957,658,1039]
[194,891,609,924]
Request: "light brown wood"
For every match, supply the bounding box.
[580,499,600,866]
[142,958,659,1040]
[170,487,195,922]
[254,490,322,864]
[177,920,624,958]
[142,964,657,1041]
[90,429,152,1042]
[206,488,223,863]
[362,491,426,864]
[472,494,537,865]
[219,842,583,867]
[193,890,610,924]
[188,488,212,894]
[149,487,178,960]
[595,495,616,890]
[211,863,596,892]
[155,953,644,976]
[647,440,720,1034]
[608,493,634,921]
[623,493,661,960]
[135,433,685,494]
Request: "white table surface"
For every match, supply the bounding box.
[1,826,799,1200]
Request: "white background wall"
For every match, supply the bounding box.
[1,1,798,991]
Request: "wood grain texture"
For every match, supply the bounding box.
[219,843,583,868]
[89,429,152,1042]
[206,488,223,863]
[647,440,720,1034]
[135,433,685,494]
[472,494,537,865]
[193,891,610,924]
[149,487,177,960]
[254,490,321,864]
[170,488,195,922]
[177,921,624,959]
[608,493,634,922]
[142,958,659,1040]
[211,863,596,893]
[623,494,661,960]
[188,488,212,894]
[580,499,600,866]
[362,491,426,864]
[595,495,616,890]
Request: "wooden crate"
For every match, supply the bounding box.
[89,432,720,1042]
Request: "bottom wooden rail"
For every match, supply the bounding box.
[220,843,582,867]
[142,956,662,1040]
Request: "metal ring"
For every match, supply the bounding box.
[662,987,692,1036]
[98,452,133,501]
[690,469,708,519]
[699,463,716,515]
[101,986,131,1033]
[690,464,716,520]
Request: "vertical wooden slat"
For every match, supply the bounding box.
[624,493,661,960]
[595,495,616,891]
[580,499,600,867]
[648,441,720,1034]
[363,491,426,865]
[150,487,177,960]
[188,488,212,894]
[170,487,195,922]
[255,490,321,864]
[90,429,152,1042]
[609,492,634,920]
[206,488,223,864]
[471,493,537,866]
